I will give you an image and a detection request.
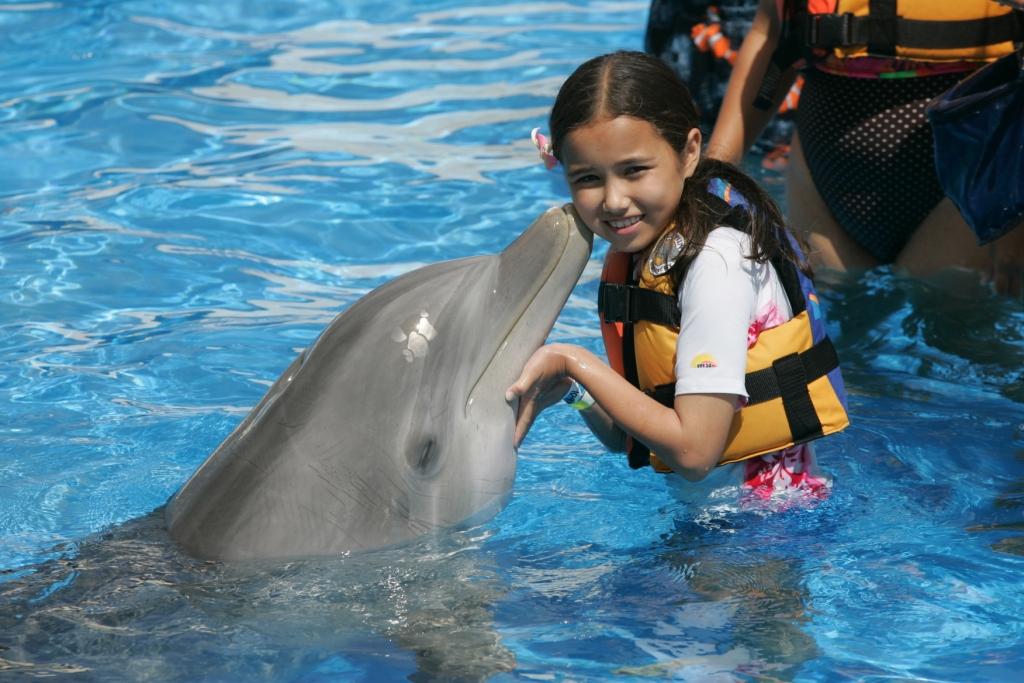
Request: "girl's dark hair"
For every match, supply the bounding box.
[549,50,808,280]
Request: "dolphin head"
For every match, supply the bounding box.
[166,206,592,560]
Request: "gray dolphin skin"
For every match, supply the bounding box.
[166,205,592,561]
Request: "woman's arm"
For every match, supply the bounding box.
[706,0,797,164]
[506,344,735,481]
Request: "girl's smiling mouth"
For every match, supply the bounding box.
[606,215,643,231]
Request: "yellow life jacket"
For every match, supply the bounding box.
[598,202,850,472]
[754,0,1023,109]
[799,0,1022,63]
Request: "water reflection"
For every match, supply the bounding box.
[0,513,515,681]
[123,4,644,185]
[823,268,1024,403]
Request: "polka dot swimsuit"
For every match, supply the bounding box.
[795,68,966,263]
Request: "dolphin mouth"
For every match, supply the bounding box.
[465,206,589,411]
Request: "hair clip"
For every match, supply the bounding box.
[531,127,558,170]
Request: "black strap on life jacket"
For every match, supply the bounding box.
[598,283,680,327]
[598,273,678,467]
[638,333,839,456]
[627,336,838,465]
[598,270,675,467]
[639,338,840,409]
[754,0,1024,109]
[595,252,649,467]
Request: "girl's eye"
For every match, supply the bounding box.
[570,174,600,185]
[624,165,648,177]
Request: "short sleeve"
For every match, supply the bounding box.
[674,228,759,398]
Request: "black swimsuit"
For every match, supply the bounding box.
[795,68,966,263]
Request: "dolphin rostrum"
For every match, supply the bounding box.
[166,205,592,561]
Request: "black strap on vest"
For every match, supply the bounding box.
[771,251,806,318]
[641,337,839,408]
[754,2,1024,109]
[626,337,838,465]
[623,321,646,469]
[598,283,680,327]
[865,0,897,56]
[769,351,825,444]
[744,336,838,407]
[602,256,650,469]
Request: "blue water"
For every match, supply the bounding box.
[2,1,1023,680]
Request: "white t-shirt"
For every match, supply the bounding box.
[673,227,792,399]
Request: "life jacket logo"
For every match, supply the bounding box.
[690,353,718,369]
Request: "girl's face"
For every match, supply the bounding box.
[561,115,700,254]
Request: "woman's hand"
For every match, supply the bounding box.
[505,344,576,447]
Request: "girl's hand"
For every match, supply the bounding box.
[505,344,575,447]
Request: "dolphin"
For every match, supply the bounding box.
[166,205,592,561]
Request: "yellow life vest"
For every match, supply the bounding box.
[754,0,1023,109]
[598,225,850,472]
[800,0,1021,63]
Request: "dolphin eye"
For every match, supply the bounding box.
[408,438,441,475]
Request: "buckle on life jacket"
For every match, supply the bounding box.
[599,282,682,327]
[805,12,855,50]
[598,282,631,323]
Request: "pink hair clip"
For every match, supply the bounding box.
[531,127,558,170]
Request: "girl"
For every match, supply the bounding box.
[506,51,848,498]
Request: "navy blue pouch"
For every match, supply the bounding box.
[926,49,1024,245]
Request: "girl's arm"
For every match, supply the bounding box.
[706,0,797,164]
[505,370,627,453]
[506,344,735,481]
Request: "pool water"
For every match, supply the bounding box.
[2,1,1023,680]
